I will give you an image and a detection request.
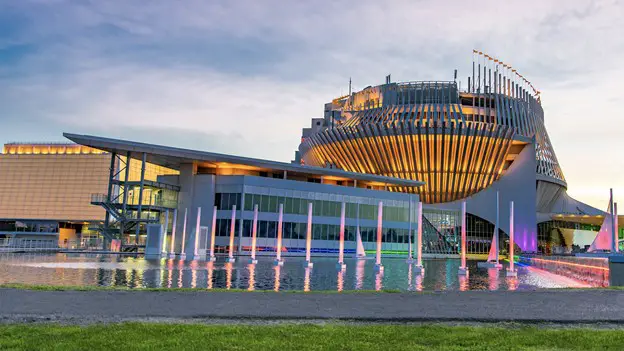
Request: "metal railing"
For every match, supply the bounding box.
[0,238,60,252]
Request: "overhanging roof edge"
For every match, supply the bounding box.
[63,133,425,188]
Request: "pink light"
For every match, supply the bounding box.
[193,207,201,258]
[251,205,258,260]
[209,206,217,258]
[276,204,284,261]
[306,203,313,262]
[181,208,188,255]
[417,202,423,267]
[338,202,346,264]
[460,202,467,269]
[509,201,515,272]
[228,205,236,259]
[376,201,383,266]
[169,209,178,256]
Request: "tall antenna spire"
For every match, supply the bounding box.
[349,77,352,95]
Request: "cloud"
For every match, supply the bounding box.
[0,0,623,208]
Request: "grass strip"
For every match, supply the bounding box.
[0,323,623,350]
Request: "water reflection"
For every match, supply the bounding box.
[414,274,423,291]
[407,264,413,291]
[304,268,311,292]
[247,264,256,291]
[487,268,499,291]
[337,270,344,292]
[354,260,365,290]
[507,276,519,290]
[0,253,595,292]
[206,262,214,290]
[459,275,469,291]
[375,270,383,291]
[274,265,281,292]
[225,262,233,290]
[190,260,199,288]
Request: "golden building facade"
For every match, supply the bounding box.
[0,143,179,223]
[0,144,110,221]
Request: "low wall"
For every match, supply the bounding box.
[609,255,624,286]
[519,255,610,287]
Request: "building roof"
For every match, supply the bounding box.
[63,133,425,189]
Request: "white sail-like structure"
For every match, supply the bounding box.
[588,194,613,252]
[355,228,366,258]
[486,231,498,262]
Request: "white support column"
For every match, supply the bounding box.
[208,206,217,262]
[192,207,201,260]
[249,204,259,264]
[162,210,169,255]
[414,201,424,274]
[337,202,346,270]
[507,201,517,277]
[304,202,313,268]
[612,189,617,253]
[458,202,468,275]
[375,201,384,272]
[274,204,284,266]
[179,208,188,260]
[495,192,500,265]
[615,203,619,253]
[227,205,237,263]
[407,197,415,263]
[168,209,177,259]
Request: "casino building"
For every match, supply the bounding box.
[295,51,608,254]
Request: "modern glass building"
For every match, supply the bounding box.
[63,133,467,257]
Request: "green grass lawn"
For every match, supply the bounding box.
[0,323,623,351]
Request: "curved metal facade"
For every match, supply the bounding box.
[298,55,567,204]
[300,120,514,203]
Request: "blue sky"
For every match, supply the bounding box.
[1,0,623,209]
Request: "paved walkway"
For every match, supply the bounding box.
[1,289,623,324]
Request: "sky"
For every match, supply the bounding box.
[0,0,623,210]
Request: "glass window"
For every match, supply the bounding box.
[268,196,278,213]
[313,224,322,240]
[292,198,301,215]
[321,224,329,241]
[260,195,270,212]
[285,198,294,214]
[244,194,253,211]
[313,200,322,216]
[301,200,310,215]
[346,203,357,218]
[243,220,251,237]
[322,201,332,217]
[259,221,268,238]
[215,193,223,210]
[268,221,277,238]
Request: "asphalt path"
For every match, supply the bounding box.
[1,289,623,324]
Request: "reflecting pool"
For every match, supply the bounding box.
[0,253,592,291]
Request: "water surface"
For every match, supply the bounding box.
[0,253,590,291]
